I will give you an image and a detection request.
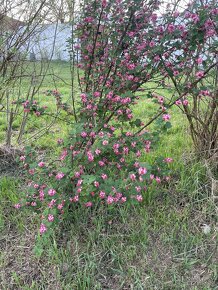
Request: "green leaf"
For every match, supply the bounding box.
[134,119,142,127]
[164,122,172,129]
[83,175,96,184]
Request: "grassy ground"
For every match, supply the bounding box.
[0,62,217,289]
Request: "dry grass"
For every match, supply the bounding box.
[0,179,217,289]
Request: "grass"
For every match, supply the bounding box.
[0,61,217,289]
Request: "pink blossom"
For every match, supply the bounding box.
[127,114,133,119]
[173,11,180,17]
[200,90,210,96]
[80,93,87,103]
[178,25,185,32]
[39,190,44,201]
[127,74,134,81]
[87,152,94,162]
[138,167,147,175]
[183,99,189,106]
[168,24,175,33]
[89,132,96,138]
[38,162,45,167]
[162,114,171,121]
[150,174,155,180]
[191,14,200,23]
[22,100,29,107]
[117,163,121,169]
[57,204,63,210]
[48,189,56,196]
[99,191,106,199]
[20,156,26,162]
[121,197,127,203]
[154,55,160,62]
[130,174,136,181]
[56,172,65,180]
[102,140,108,146]
[48,199,56,208]
[94,181,99,187]
[135,186,141,192]
[29,169,35,175]
[136,150,141,157]
[77,187,82,193]
[128,31,135,37]
[195,71,204,79]
[175,100,182,105]
[39,223,47,234]
[73,195,79,202]
[149,41,155,48]
[85,202,92,207]
[94,91,101,97]
[35,111,41,117]
[113,143,120,150]
[60,149,68,161]
[197,57,203,64]
[99,161,105,167]
[173,70,179,76]
[156,177,161,183]
[48,214,54,222]
[134,162,140,168]
[86,104,92,110]
[75,171,80,178]
[101,174,108,180]
[158,96,164,104]
[126,132,132,137]
[14,203,21,209]
[77,179,83,186]
[151,13,158,22]
[74,43,80,50]
[81,132,87,138]
[206,29,215,37]
[116,192,122,199]
[123,146,129,155]
[84,16,94,23]
[107,196,114,204]
[95,148,101,155]
[98,132,104,138]
[128,63,136,70]
[73,150,79,157]
[136,195,143,202]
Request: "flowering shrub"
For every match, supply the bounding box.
[18,118,173,235]
[156,0,218,157]
[16,0,217,236]
[12,99,48,117]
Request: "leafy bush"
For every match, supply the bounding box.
[15,0,217,237]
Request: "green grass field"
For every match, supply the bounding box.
[0,61,217,289]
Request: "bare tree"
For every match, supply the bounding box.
[0,0,52,147]
[43,0,76,23]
